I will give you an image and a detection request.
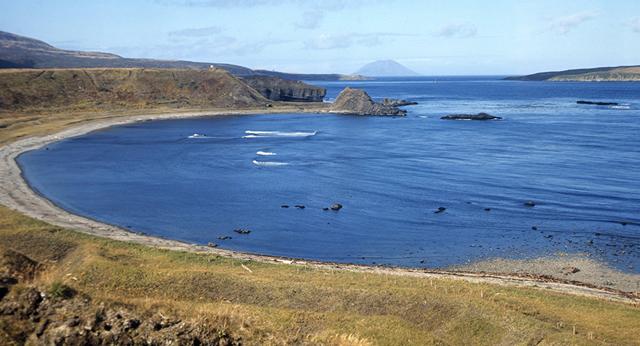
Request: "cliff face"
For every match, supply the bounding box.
[330,87,406,116]
[0,68,269,111]
[241,76,326,102]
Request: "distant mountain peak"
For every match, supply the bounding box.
[355,60,419,77]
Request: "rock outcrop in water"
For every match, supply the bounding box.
[241,76,326,102]
[577,100,619,106]
[330,87,406,116]
[441,113,501,121]
[382,98,418,107]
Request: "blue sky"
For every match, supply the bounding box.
[2,0,639,74]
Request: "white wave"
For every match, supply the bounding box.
[244,130,317,138]
[610,105,631,110]
[256,151,277,156]
[252,160,289,167]
[188,133,208,139]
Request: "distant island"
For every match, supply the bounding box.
[355,59,419,77]
[0,31,365,81]
[506,65,640,82]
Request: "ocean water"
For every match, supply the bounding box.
[18,77,640,272]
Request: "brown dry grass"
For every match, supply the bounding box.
[1,206,639,345]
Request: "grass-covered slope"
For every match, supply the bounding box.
[506,65,640,81]
[1,205,639,344]
[0,68,270,112]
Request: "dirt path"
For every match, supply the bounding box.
[0,108,638,304]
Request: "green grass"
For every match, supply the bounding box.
[1,206,639,345]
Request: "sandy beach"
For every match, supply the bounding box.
[1,107,638,303]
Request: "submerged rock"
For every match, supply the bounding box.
[577,100,619,106]
[330,203,343,211]
[524,200,536,207]
[233,229,251,235]
[561,266,580,275]
[441,112,502,120]
[330,87,407,116]
[434,207,446,214]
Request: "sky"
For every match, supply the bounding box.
[1,0,639,75]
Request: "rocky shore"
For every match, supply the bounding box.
[240,75,326,102]
[329,87,407,116]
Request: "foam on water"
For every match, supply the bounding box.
[187,133,209,139]
[256,151,276,156]
[252,160,289,166]
[243,130,317,138]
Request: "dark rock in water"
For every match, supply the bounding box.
[295,205,305,209]
[524,200,536,207]
[322,207,329,211]
[561,266,580,275]
[207,242,217,248]
[441,112,502,120]
[241,76,326,102]
[330,87,407,116]
[434,207,446,214]
[531,226,538,231]
[217,236,232,240]
[233,228,251,234]
[281,204,289,208]
[484,208,491,212]
[577,100,619,106]
[330,203,343,211]
[382,98,418,107]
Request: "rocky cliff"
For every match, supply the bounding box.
[0,68,270,111]
[241,76,326,102]
[330,87,406,116]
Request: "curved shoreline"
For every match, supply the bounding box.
[1,108,638,303]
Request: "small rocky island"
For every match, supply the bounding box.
[441,113,502,121]
[382,98,418,107]
[329,87,408,116]
[577,100,619,106]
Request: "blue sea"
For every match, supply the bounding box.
[18,77,640,272]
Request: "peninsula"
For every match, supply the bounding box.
[506,65,640,82]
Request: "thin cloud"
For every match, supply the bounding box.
[630,17,640,33]
[547,11,598,34]
[168,26,222,37]
[295,11,324,30]
[434,23,477,38]
[304,32,413,50]
[156,0,381,9]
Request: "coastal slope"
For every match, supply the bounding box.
[506,65,640,81]
[0,30,363,81]
[0,68,271,111]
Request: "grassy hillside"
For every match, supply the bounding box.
[0,68,269,112]
[506,65,640,81]
[1,205,639,344]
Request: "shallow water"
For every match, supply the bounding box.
[18,77,640,272]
